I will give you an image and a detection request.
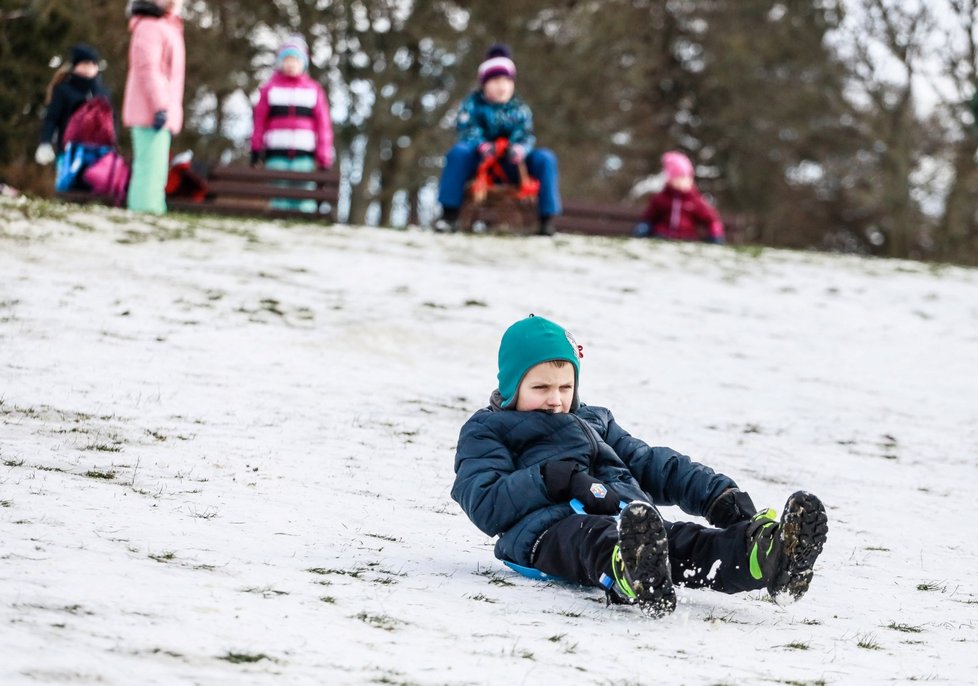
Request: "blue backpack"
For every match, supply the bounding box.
[55,142,112,192]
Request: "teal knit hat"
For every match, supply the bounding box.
[497,315,582,409]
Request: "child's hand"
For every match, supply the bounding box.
[706,488,757,528]
[508,144,525,164]
[543,460,621,516]
[34,143,55,166]
[477,141,493,158]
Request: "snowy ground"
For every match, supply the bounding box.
[1,196,976,685]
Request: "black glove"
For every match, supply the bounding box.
[542,460,621,515]
[250,150,264,167]
[705,488,758,528]
[152,110,168,131]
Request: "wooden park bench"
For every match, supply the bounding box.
[456,189,640,238]
[56,164,340,222]
[553,200,639,237]
[168,165,339,221]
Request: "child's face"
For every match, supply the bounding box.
[73,61,99,79]
[669,175,693,192]
[281,55,304,77]
[515,361,575,413]
[482,76,515,104]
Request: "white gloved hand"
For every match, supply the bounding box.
[35,143,55,166]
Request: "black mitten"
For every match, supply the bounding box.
[706,488,758,528]
[569,470,622,515]
[541,459,579,501]
[541,460,620,515]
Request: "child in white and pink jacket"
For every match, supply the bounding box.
[250,35,333,213]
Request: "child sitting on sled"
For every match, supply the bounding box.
[451,315,828,617]
[434,44,561,236]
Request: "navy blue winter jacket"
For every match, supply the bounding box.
[451,394,737,567]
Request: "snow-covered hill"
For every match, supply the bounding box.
[2,197,976,685]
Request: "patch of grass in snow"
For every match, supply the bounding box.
[149,551,176,563]
[916,581,946,592]
[320,596,336,604]
[476,568,515,587]
[782,680,827,686]
[306,567,363,578]
[783,641,810,650]
[704,609,748,625]
[856,634,882,650]
[732,244,765,258]
[186,505,218,519]
[356,612,405,631]
[885,622,923,633]
[2,459,25,467]
[0,500,11,507]
[218,652,271,664]
[82,442,123,453]
[466,594,497,603]
[241,586,289,598]
[145,429,167,442]
[364,532,401,543]
[34,464,67,473]
[84,469,117,480]
[864,546,890,552]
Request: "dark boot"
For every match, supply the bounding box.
[434,206,459,233]
[747,491,828,603]
[537,215,555,236]
[611,501,676,617]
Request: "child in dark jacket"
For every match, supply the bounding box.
[435,44,561,236]
[451,315,828,617]
[635,151,726,244]
[35,44,110,177]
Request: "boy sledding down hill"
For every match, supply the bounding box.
[451,315,828,617]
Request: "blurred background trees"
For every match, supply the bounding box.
[1,0,976,264]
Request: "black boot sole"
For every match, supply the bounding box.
[618,501,677,618]
[768,491,828,603]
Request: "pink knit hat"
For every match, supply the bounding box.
[662,151,694,180]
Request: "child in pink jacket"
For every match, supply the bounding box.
[634,151,726,244]
[251,35,333,213]
[122,0,186,214]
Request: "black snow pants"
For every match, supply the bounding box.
[529,513,764,594]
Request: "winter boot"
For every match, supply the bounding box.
[746,491,828,603]
[610,501,676,617]
[537,215,555,236]
[433,206,460,233]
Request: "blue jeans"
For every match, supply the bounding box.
[437,142,561,217]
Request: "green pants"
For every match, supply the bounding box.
[266,155,317,213]
[127,127,171,214]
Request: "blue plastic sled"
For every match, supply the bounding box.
[502,498,629,582]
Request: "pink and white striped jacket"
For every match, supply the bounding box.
[251,71,333,169]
